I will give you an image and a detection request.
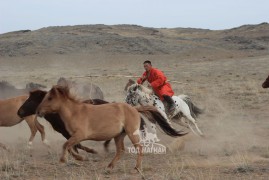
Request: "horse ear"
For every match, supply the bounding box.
[56,86,68,96]
[133,84,138,91]
[50,87,57,96]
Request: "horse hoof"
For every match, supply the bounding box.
[43,139,50,147]
[107,163,114,169]
[59,158,67,163]
[27,142,33,149]
[130,167,140,174]
[104,164,114,174]
[83,157,89,161]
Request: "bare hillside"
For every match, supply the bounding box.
[0,23,269,58]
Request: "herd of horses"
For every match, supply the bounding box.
[0,75,268,173]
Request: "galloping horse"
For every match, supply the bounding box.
[37,85,186,171]
[126,83,204,136]
[262,75,269,88]
[17,89,111,154]
[0,95,46,150]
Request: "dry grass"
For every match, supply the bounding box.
[0,53,269,179]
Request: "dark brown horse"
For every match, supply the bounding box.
[36,86,186,171]
[17,89,111,154]
[262,75,269,88]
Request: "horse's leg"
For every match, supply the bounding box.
[73,144,79,153]
[127,131,143,171]
[60,133,85,163]
[184,114,203,136]
[32,116,49,145]
[68,148,87,161]
[178,102,203,136]
[121,138,125,151]
[76,143,97,154]
[107,133,126,169]
[24,116,38,147]
[103,139,111,152]
[105,138,125,153]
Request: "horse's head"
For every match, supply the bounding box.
[17,89,47,118]
[37,85,71,116]
[262,75,269,88]
[124,79,136,91]
[125,83,154,106]
[125,84,142,106]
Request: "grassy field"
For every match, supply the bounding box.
[0,53,269,179]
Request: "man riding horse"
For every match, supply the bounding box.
[137,60,176,113]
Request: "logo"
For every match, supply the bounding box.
[127,125,166,154]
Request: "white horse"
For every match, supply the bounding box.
[125,83,204,136]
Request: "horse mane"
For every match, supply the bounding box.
[138,84,153,95]
[52,85,81,103]
[127,83,153,96]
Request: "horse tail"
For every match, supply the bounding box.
[179,95,204,119]
[135,106,187,137]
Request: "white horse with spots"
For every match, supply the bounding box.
[125,84,204,136]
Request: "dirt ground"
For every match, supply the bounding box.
[0,53,269,179]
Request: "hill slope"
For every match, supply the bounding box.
[0,23,269,58]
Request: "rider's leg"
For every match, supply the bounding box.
[163,95,176,113]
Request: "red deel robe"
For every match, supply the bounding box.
[137,68,174,100]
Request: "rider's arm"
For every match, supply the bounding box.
[150,70,166,89]
[137,72,147,84]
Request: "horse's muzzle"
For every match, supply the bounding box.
[17,108,24,118]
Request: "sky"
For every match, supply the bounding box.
[0,0,269,34]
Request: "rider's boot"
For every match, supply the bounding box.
[163,95,176,114]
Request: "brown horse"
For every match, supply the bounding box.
[262,75,269,88]
[0,95,46,150]
[17,89,111,155]
[37,85,186,171]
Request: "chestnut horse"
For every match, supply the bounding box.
[17,89,111,155]
[0,95,46,150]
[37,86,186,171]
[262,75,269,88]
